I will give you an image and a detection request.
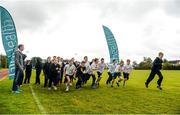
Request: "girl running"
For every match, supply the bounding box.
[64,59,76,92]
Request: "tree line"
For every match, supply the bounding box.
[132,57,180,70]
[0,54,180,70]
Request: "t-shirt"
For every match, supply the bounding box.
[97,63,106,73]
[85,62,92,74]
[91,62,99,74]
[64,64,76,76]
[115,65,124,73]
[107,64,117,74]
[91,62,98,70]
[123,64,133,73]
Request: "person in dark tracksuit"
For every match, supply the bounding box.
[24,60,32,84]
[12,44,24,94]
[48,58,61,90]
[145,52,164,90]
[35,59,42,85]
[75,61,86,89]
[18,53,27,86]
[43,57,51,87]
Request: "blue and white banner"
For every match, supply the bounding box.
[103,25,119,63]
[0,6,18,80]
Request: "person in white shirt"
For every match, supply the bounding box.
[64,59,76,92]
[96,58,107,86]
[106,59,117,87]
[115,60,124,87]
[90,58,99,88]
[83,56,97,89]
[83,56,91,84]
[122,59,133,87]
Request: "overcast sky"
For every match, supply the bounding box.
[0,0,180,62]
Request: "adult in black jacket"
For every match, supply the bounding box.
[48,58,61,90]
[43,57,51,87]
[24,60,32,84]
[145,52,164,90]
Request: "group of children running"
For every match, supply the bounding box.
[42,56,133,92]
[13,44,164,94]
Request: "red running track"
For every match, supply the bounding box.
[0,70,8,80]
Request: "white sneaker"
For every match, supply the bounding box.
[48,87,51,90]
[53,86,57,90]
[70,83,72,86]
[65,86,69,92]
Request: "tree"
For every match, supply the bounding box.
[0,54,7,68]
[132,61,138,68]
[136,57,152,70]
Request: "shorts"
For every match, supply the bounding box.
[97,71,102,77]
[108,72,116,79]
[123,72,129,80]
[65,74,74,79]
[115,72,121,77]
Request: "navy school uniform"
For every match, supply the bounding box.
[43,62,51,87]
[35,62,42,84]
[24,63,32,84]
[49,63,61,87]
[146,57,164,86]
[75,66,86,88]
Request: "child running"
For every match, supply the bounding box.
[106,59,117,87]
[48,58,61,90]
[122,59,133,87]
[64,59,76,92]
[83,56,96,89]
[115,60,124,87]
[96,58,107,86]
[75,61,86,89]
[91,58,99,88]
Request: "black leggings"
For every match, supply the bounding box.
[24,71,32,84]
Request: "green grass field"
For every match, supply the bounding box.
[0,70,180,114]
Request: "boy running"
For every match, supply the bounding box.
[145,52,164,90]
[75,61,86,89]
[96,58,107,86]
[122,59,133,87]
[106,59,117,87]
[115,60,124,87]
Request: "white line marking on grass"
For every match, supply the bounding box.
[30,85,47,114]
